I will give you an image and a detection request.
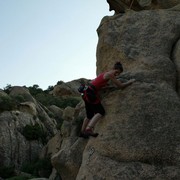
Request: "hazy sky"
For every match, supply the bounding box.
[0,0,113,90]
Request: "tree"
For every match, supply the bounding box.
[3,84,12,94]
[46,86,54,92]
[56,81,64,85]
[28,84,43,96]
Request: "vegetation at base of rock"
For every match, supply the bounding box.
[0,166,15,178]
[37,114,46,122]
[0,96,17,112]
[0,158,52,179]
[56,117,64,130]
[7,175,33,180]
[22,123,47,144]
[21,157,52,177]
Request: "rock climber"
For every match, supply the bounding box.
[79,61,135,138]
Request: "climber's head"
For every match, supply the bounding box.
[113,61,123,76]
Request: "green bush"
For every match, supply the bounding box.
[13,95,26,103]
[36,157,52,171]
[56,121,64,130]
[7,175,31,180]
[0,96,17,112]
[47,111,55,118]
[20,161,36,176]
[21,157,52,177]
[3,84,12,94]
[0,90,37,113]
[22,123,47,144]
[60,97,81,108]
[0,166,15,178]
[38,114,45,122]
[28,85,43,96]
[11,93,33,102]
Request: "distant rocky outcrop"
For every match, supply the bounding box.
[51,78,90,97]
[0,86,57,171]
[51,4,180,180]
[0,77,89,179]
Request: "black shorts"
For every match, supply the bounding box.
[85,101,105,119]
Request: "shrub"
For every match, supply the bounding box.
[44,85,54,93]
[21,157,52,177]
[7,175,32,180]
[22,123,47,144]
[47,111,54,118]
[38,114,45,122]
[13,95,26,103]
[12,93,33,102]
[60,97,81,108]
[0,166,15,178]
[3,84,12,94]
[56,121,64,130]
[0,96,17,112]
[28,85,43,96]
[56,81,64,85]
[36,157,52,171]
[21,161,37,177]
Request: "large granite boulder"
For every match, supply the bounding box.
[48,7,180,180]
[76,8,180,180]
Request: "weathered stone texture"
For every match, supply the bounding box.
[32,4,180,180]
[0,87,57,170]
[76,9,180,180]
[0,111,43,168]
[107,0,180,13]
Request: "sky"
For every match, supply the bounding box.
[0,0,113,90]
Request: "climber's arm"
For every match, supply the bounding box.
[108,74,135,89]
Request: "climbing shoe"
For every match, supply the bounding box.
[84,129,99,137]
[79,132,89,139]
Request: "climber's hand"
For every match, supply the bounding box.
[128,79,136,84]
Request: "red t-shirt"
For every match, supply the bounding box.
[83,73,109,104]
[91,72,108,90]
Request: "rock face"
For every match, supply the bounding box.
[51,103,87,180]
[50,7,180,180]
[0,111,44,168]
[107,0,180,13]
[75,8,180,180]
[173,39,180,96]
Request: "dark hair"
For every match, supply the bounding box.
[113,62,123,72]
